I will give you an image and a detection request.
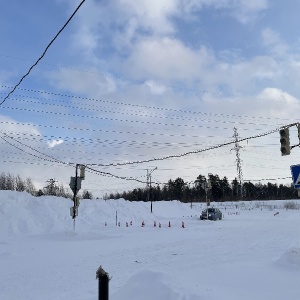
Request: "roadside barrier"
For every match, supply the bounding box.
[104,220,186,228]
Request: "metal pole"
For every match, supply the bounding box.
[146,167,157,213]
[150,174,152,213]
[72,164,79,230]
[205,184,208,220]
[96,266,109,300]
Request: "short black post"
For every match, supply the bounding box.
[96,266,109,300]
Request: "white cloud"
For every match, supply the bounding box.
[0,115,40,136]
[229,0,268,24]
[123,37,215,82]
[47,67,117,96]
[118,0,179,34]
[70,0,268,63]
[262,28,289,56]
[256,88,299,119]
[72,0,180,59]
[145,80,167,95]
[47,139,64,148]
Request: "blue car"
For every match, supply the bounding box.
[200,208,222,221]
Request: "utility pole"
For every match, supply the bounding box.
[146,167,157,213]
[232,127,243,199]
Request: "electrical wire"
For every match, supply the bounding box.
[0,0,86,107]
[1,84,296,123]
[85,126,285,167]
[0,120,228,139]
[1,122,294,169]
[85,167,151,184]
[3,106,271,131]
[0,133,72,167]
[1,52,300,107]
[0,130,235,151]
[244,176,292,182]
[1,95,287,128]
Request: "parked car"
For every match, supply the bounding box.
[200,208,222,221]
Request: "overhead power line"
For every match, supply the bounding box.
[0,0,86,107]
[1,52,300,107]
[2,105,281,133]
[0,119,295,186]
[0,84,295,123]
[1,96,285,128]
[0,120,225,139]
[86,126,286,167]
[244,176,292,182]
[0,133,72,167]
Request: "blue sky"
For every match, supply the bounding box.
[0,0,300,197]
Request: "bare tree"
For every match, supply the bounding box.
[25,178,36,195]
[15,175,26,192]
[6,173,15,191]
[0,172,6,190]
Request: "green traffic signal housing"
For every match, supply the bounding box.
[279,128,290,156]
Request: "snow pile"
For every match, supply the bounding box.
[0,191,71,235]
[112,269,201,300]
[0,191,196,235]
[277,248,300,270]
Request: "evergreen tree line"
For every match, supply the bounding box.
[106,174,298,202]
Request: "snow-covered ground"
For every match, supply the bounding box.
[1,191,300,300]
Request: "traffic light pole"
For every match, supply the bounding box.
[69,164,86,230]
[72,164,79,230]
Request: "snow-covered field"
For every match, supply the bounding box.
[1,191,300,300]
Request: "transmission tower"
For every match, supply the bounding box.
[232,127,243,198]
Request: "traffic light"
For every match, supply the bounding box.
[279,128,290,156]
[79,165,86,179]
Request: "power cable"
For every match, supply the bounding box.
[0,0,86,107]
[0,120,226,139]
[0,135,63,165]
[244,176,292,182]
[0,160,72,168]
[0,133,72,167]
[1,52,300,106]
[0,130,235,150]
[86,126,286,167]
[1,96,286,128]
[0,84,295,123]
[2,106,267,131]
[85,167,151,184]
